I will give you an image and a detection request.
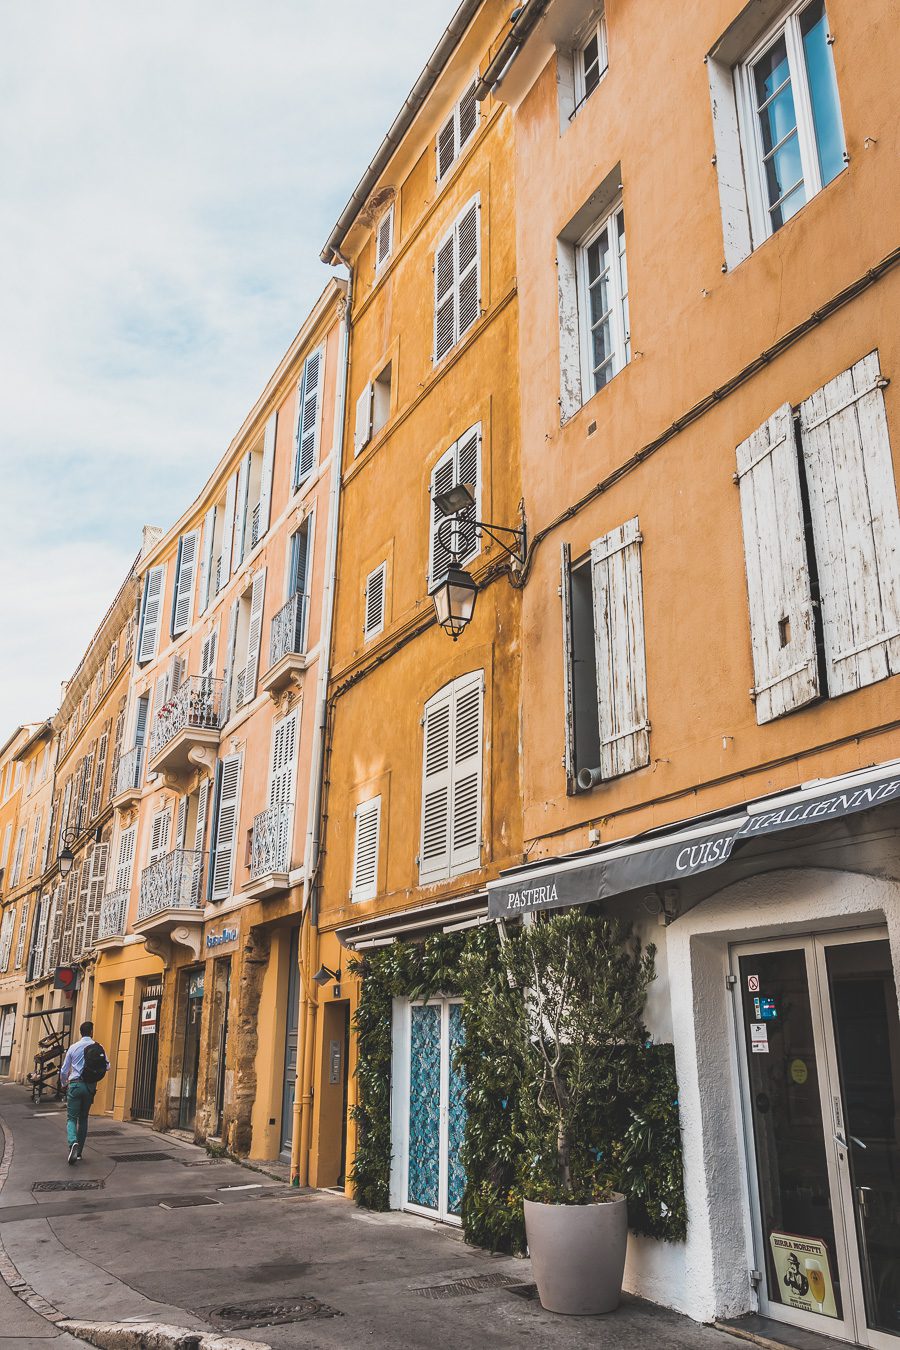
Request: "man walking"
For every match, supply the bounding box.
[60,1021,108,1164]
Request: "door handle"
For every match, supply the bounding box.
[833,1132,847,1149]
[848,1135,867,1150]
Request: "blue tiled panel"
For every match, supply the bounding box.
[407,1004,441,1210]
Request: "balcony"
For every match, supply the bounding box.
[242,803,294,899]
[112,745,144,809]
[260,593,309,696]
[148,676,223,780]
[96,889,129,947]
[134,849,205,961]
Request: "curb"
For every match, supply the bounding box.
[59,1322,271,1350]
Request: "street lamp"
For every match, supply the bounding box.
[58,831,77,877]
[430,484,526,641]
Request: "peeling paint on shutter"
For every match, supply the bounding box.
[736,403,820,723]
[799,351,900,696]
[259,411,277,536]
[351,796,381,902]
[173,529,199,635]
[590,518,651,778]
[364,563,386,639]
[199,505,216,614]
[211,753,242,900]
[355,383,374,455]
[243,568,267,703]
[138,565,166,664]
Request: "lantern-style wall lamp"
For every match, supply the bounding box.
[430,485,526,641]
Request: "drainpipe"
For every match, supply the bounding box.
[290,270,352,1185]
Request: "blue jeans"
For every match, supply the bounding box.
[66,1080,95,1151]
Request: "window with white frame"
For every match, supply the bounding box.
[350,795,381,902]
[375,204,394,271]
[577,201,629,399]
[436,76,479,184]
[419,671,484,883]
[736,350,900,723]
[433,197,480,363]
[736,0,844,241]
[364,562,387,640]
[428,424,481,590]
[574,11,608,112]
[561,520,650,791]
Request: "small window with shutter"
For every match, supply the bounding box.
[428,424,481,589]
[419,670,484,883]
[351,796,381,902]
[375,204,394,271]
[137,564,166,664]
[171,529,199,636]
[210,753,242,901]
[364,563,387,641]
[294,345,325,489]
[435,76,480,185]
[434,197,480,364]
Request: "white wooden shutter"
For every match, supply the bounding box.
[436,111,456,181]
[450,672,483,873]
[211,753,242,900]
[375,205,394,268]
[454,424,480,561]
[736,403,819,722]
[14,899,30,969]
[269,708,298,811]
[138,564,166,663]
[175,794,189,850]
[27,810,42,877]
[115,824,137,893]
[221,598,240,720]
[32,898,50,976]
[351,796,381,901]
[456,198,480,343]
[364,563,386,639]
[73,846,92,955]
[134,693,150,747]
[560,544,577,790]
[295,346,325,486]
[590,518,651,778]
[149,809,171,862]
[0,823,10,870]
[799,352,900,696]
[192,777,211,901]
[90,726,109,818]
[199,505,216,614]
[429,446,457,587]
[355,383,374,454]
[458,78,479,150]
[173,529,199,635]
[9,826,26,886]
[85,841,109,949]
[420,691,452,882]
[220,473,237,590]
[232,452,251,572]
[243,568,267,703]
[259,411,277,536]
[434,231,455,362]
[0,909,15,972]
[46,884,64,971]
[200,628,218,680]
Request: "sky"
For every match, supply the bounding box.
[0,0,451,735]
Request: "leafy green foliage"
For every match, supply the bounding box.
[348,915,686,1252]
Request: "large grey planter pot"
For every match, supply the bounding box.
[524,1194,628,1315]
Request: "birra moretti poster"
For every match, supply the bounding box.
[769,1232,837,1318]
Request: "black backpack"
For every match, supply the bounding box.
[81,1041,108,1085]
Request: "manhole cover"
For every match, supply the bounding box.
[204,1296,341,1330]
[412,1273,517,1299]
[110,1152,178,1162]
[89,1130,126,1137]
[507,1282,540,1300]
[32,1180,105,1192]
[159,1195,222,1208]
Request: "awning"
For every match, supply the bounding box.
[487,761,900,919]
[336,892,489,950]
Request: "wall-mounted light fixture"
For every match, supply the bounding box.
[430,485,526,641]
[58,830,77,877]
[313,963,341,998]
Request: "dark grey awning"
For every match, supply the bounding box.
[487,763,900,919]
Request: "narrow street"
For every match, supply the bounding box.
[0,1083,750,1350]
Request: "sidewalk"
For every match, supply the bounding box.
[0,1082,827,1350]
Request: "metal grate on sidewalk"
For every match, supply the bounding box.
[32,1180,105,1192]
[109,1151,179,1163]
[412,1272,518,1299]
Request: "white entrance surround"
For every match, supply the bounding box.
[639,867,900,1326]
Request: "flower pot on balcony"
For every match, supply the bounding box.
[524,1193,627,1315]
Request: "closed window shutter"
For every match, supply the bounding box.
[458,78,479,149]
[175,794,189,850]
[61,866,80,963]
[14,900,29,969]
[736,403,819,722]
[84,841,109,949]
[434,233,455,362]
[138,565,166,663]
[115,825,136,893]
[799,351,900,696]
[46,884,64,971]
[429,447,457,588]
[79,750,94,829]
[221,598,240,720]
[1,823,11,870]
[364,563,386,639]
[211,753,242,900]
[450,673,483,872]
[134,693,150,748]
[420,694,452,881]
[199,505,217,615]
[456,199,480,342]
[560,544,577,790]
[437,113,456,181]
[27,810,42,877]
[355,383,374,454]
[233,452,251,572]
[590,518,651,778]
[200,628,218,680]
[73,846,92,955]
[269,709,298,811]
[243,568,267,702]
[290,526,310,598]
[351,796,381,901]
[10,826,26,886]
[259,411,277,536]
[173,529,199,635]
[0,909,15,971]
[295,347,325,486]
[375,206,394,268]
[454,424,480,560]
[191,776,211,900]
[149,809,171,862]
[219,473,237,590]
[91,726,109,818]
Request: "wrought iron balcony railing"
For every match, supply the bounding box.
[149,676,223,761]
[269,592,308,669]
[250,803,293,879]
[115,745,144,797]
[99,889,129,941]
[138,849,204,923]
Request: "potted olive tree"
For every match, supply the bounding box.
[498,911,656,1315]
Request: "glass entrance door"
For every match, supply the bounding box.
[403,999,466,1224]
[733,932,900,1348]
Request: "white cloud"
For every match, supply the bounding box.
[0,0,450,731]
